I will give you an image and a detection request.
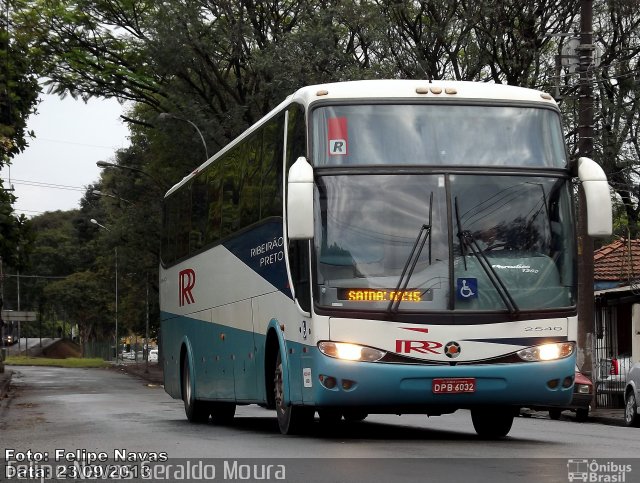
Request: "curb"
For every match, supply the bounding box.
[588,414,626,427]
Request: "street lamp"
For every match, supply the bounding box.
[92,189,132,205]
[96,161,169,191]
[90,218,119,364]
[157,112,209,162]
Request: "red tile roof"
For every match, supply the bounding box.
[594,238,640,281]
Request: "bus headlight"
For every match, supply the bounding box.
[517,342,575,362]
[318,341,386,362]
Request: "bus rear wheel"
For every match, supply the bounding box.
[182,356,210,423]
[471,407,514,439]
[274,350,313,434]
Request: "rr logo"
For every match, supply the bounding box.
[179,269,196,306]
[395,339,443,355]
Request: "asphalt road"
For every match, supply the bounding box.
[1,366,639,483]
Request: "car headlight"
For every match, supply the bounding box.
[517,342,575,362]
[318,341,386,362]
[575,384,592,394]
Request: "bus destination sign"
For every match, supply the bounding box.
[336,288,433,303]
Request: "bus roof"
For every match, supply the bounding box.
[165,80,557,197]
[289,79,556,106]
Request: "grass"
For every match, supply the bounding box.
[4,356,109,368]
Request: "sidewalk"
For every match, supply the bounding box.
[521,407,625,426]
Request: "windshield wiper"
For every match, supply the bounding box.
[454,197,519,315]
[387,192,433,314]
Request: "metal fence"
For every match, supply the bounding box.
[83,341,114,361]
[594,301,632,409]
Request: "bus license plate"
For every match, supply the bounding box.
[432,378,476,394]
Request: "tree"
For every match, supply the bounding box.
[44,271,110,349]
[1,2,40,277]
[591,0,640,237]
[1,4,40,164]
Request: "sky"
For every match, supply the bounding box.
[1,93,130,218]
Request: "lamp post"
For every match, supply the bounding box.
[90,219,119,364]
[157,112,209,162]
[92,189,132,205]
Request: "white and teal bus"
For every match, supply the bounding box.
[160,80,612,438]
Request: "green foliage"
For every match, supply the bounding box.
[44,270,111,343]
[0,20,40,164]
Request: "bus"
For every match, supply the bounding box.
[159,80,612,438]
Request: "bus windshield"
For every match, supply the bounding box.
[314,174,576,313]
[312,104,567,168]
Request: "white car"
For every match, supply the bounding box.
[598,354,633,404]
[624,362,640,427]
[149,349,158,362]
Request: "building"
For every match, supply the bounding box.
[593,238,640,407]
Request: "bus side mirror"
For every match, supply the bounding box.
[287,157,314,240]
[578,157,613,237]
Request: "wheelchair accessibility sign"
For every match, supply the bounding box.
[457,278,478,300]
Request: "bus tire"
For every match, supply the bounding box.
[211,402,236,425]
[471,407,514,439]
[182,356,209,423]
[575,408,589,422]
[274,350,313,434]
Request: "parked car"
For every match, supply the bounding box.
[121,350,137,360]
[149,349,158,362]
[624,362,640,427]
[597,354,633,405]
[547,367,593,422]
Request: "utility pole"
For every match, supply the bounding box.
[577,0,595,378]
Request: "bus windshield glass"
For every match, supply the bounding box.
[312,104,566,168]
[314,174,576,313]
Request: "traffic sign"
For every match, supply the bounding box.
[1,310,37,322]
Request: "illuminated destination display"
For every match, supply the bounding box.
[337,288,432,302]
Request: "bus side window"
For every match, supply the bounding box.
[205,169,223,244]
[191,174,208,253]
[289,240,311,312]
[261,114,285,218]
[175,186,191,260]
[286,104,310,311]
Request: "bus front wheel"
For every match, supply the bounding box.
[182,356,209,423]
[274,350,313,434]
[471,407,514,439]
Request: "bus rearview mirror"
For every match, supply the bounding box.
[578,157,613,237]
[287,157,314,240]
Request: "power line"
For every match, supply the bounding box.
[3,273,69,279]
[1,178,88,192]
